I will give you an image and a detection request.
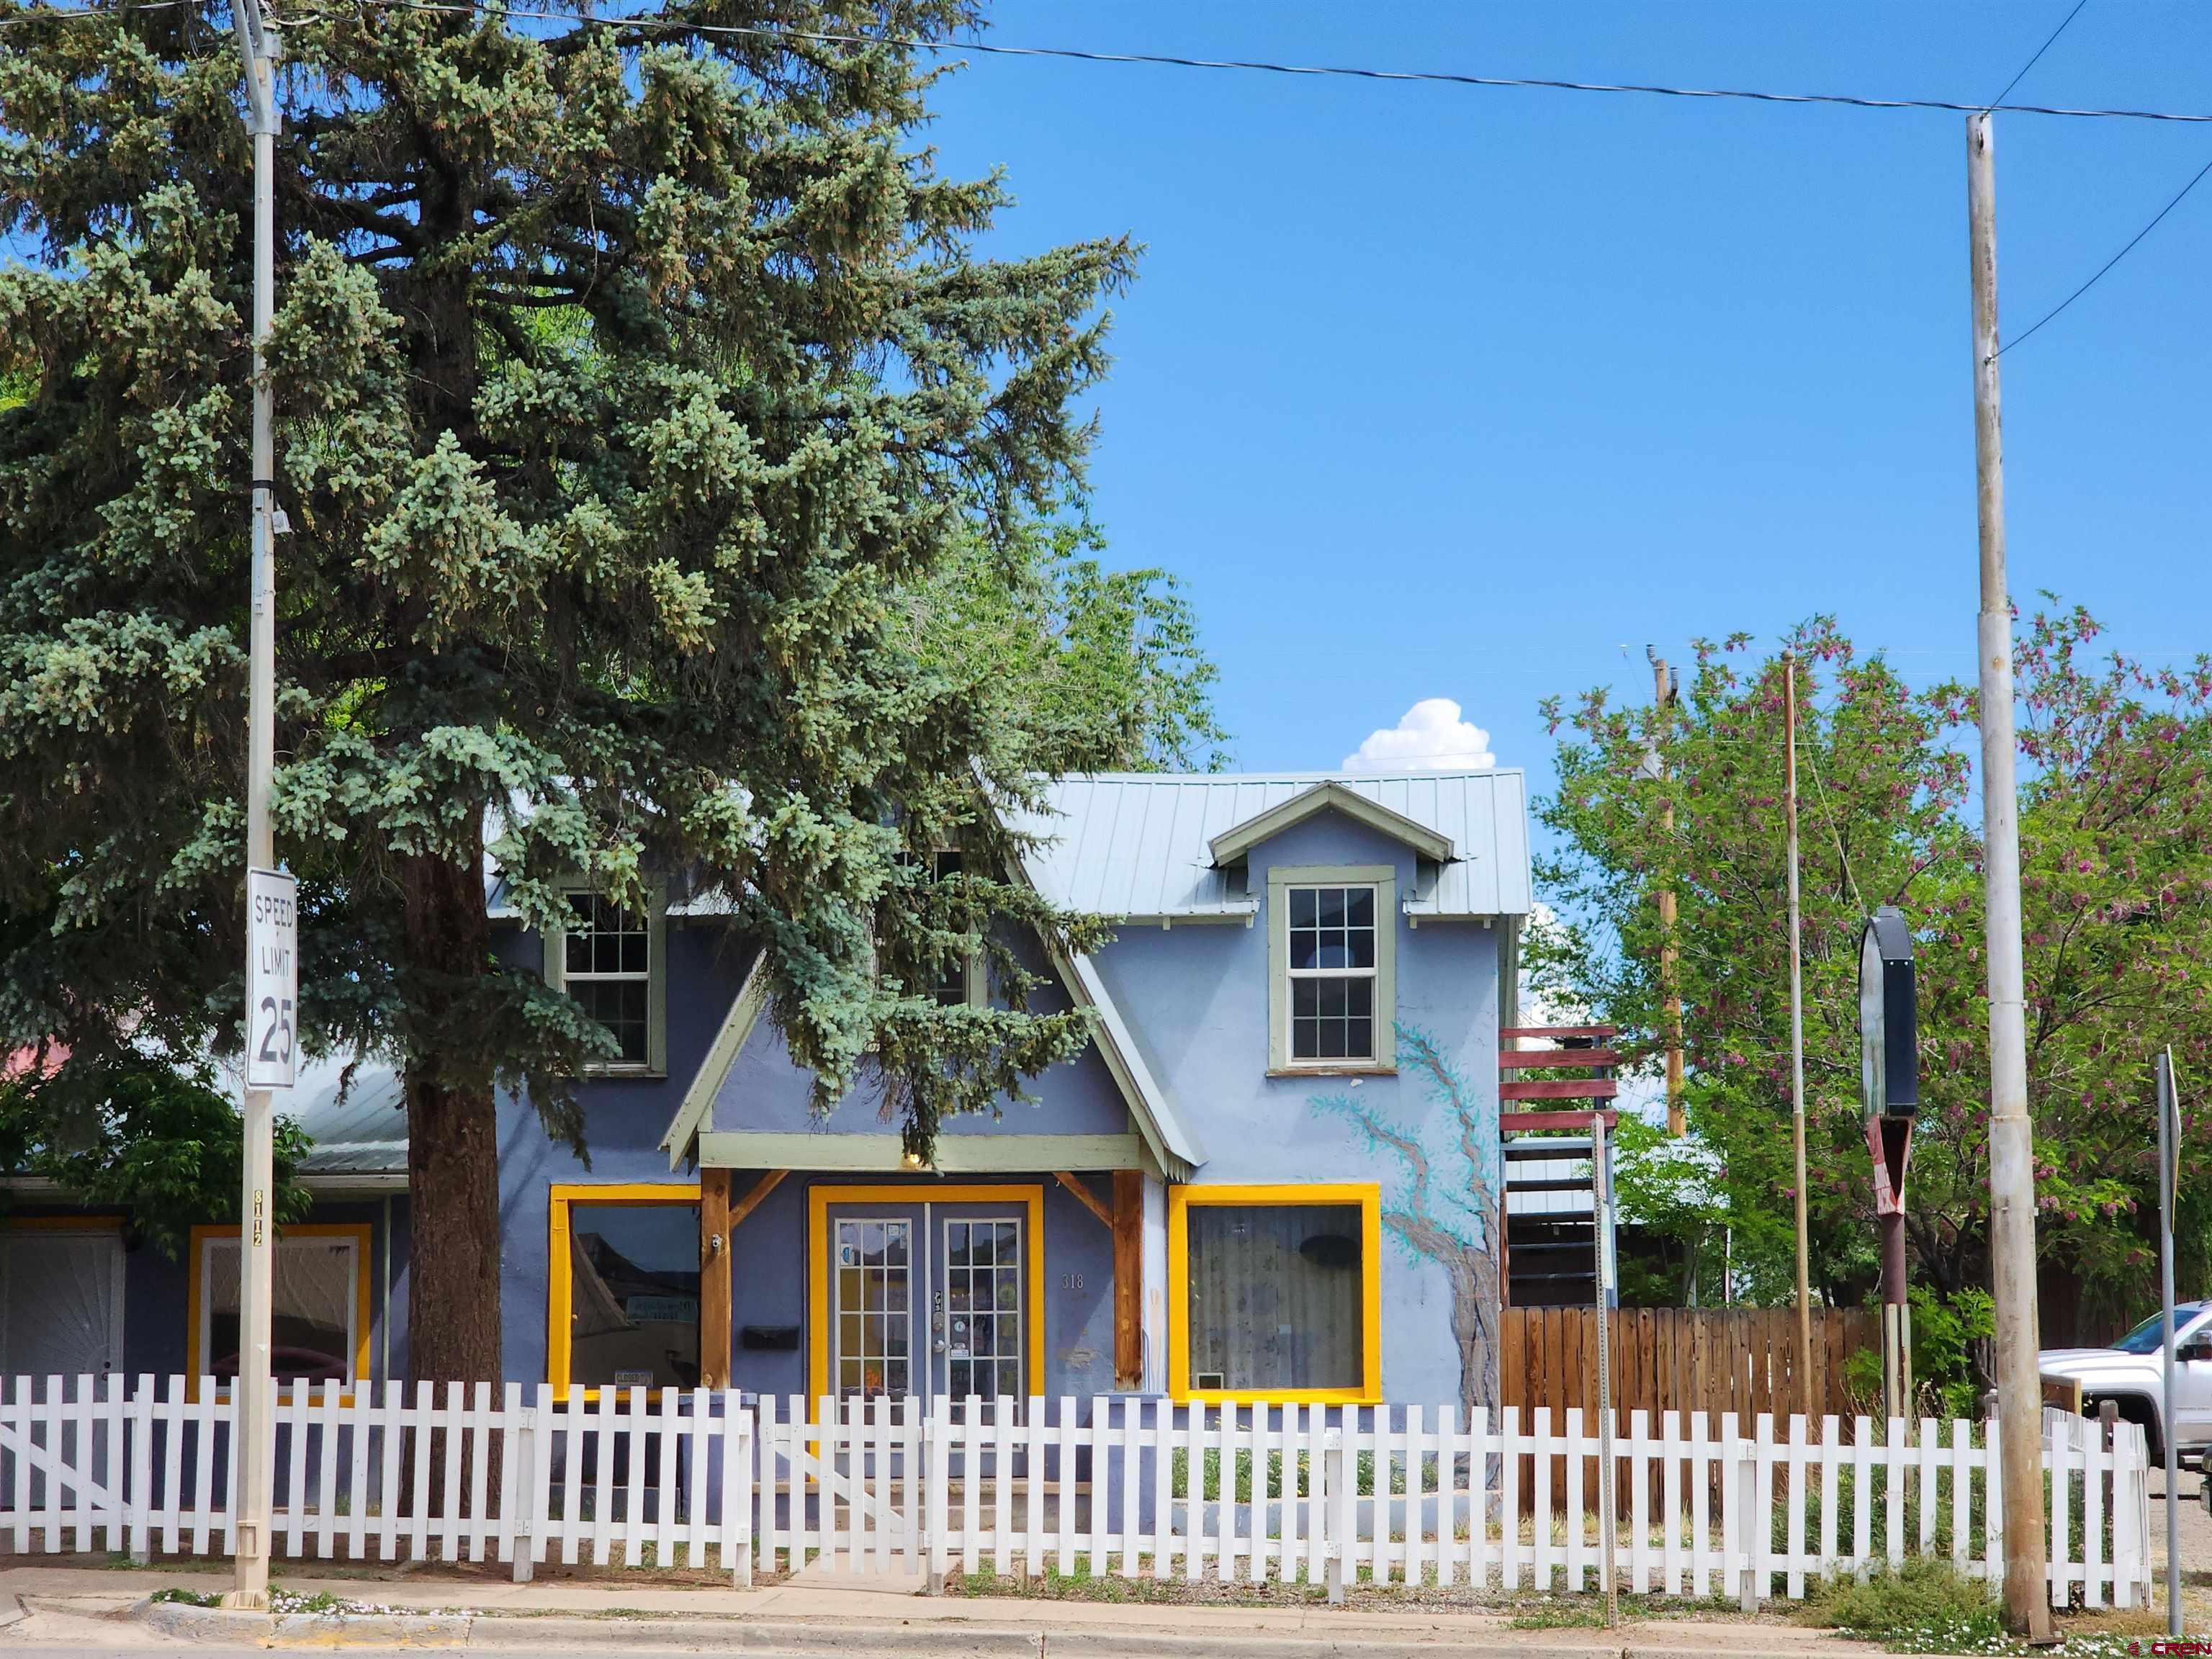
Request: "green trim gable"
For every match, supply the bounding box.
[1207,780,1455,868]
[661,950,768,1169]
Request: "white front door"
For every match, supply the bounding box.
[0,1226,126,1379]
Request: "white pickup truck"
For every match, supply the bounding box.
[2039,1300,2212,1466]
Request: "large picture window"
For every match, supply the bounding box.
[1167,1184,1381,1403]
[187,1223,372,1403]
[1267,866,1397,1071]
[548,1184,701,1393]
[544,886,667,1075]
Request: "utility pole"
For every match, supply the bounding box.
[225,0,282,1611]
[1649,649,1684,1136]
[1966,110,2051,1643]
[1784,654,1812,1397]
[1592,1107,1619,1629]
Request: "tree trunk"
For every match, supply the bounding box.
[402,849,502,1389]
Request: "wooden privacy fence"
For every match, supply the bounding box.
[1503,1307,1878,1424]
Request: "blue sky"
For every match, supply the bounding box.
[923,3,2212,801]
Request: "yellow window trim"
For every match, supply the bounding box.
[807,1183,1046,1407]
[185,1222,374,1406]
[1166,1182,1382,1406]
[547,1181,701,1398]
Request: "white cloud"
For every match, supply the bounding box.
[1341,698,1496,773]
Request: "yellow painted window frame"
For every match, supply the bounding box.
[806,1183,1046,1407]
[547,1180,702,1398]
[1166,1182,1383,1405]
[185,1221,374,1406]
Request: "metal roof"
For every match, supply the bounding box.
[1010,770,1533,920]
[215,1054,407,1179]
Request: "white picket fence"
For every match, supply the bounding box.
[0,1377,2149,1609]
[0,1375,753,1580]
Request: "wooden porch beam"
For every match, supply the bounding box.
[729,1168,789,1229]
[1112,1170,1143,1389]
[1053,1170,1114,1230]
[699,1169,732,1389]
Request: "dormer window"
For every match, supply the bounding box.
[1267,864,1398,1073]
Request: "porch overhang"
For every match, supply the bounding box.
[694,1130,1148,1174]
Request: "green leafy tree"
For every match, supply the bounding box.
[1533,610,2212,1353]
[911,517,1227,774]
[1,1,1138,1386]
[0,1056,313,1261]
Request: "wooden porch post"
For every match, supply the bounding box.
[1112,1170,1143,1389]
[699,1168,732,1388]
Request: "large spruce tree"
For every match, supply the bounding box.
[0,0,1138,1384]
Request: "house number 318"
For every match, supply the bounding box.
[1059,1272,1085,1291]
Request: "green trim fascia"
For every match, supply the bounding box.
[660,951,768,1169]
[696,1131,1145,1173]
[1208,781,1454,868]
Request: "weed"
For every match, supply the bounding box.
[149,1587,221,1608]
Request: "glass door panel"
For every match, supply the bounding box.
[939,1213,1024,1406]
[832,1215,913,1400]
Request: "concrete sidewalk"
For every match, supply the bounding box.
[0,1562,1892,1657]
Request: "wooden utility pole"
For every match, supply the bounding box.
[1784,654,1813,1395]
[1967,110,2052,1642]
[1651,651,1684,1136]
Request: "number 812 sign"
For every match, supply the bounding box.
[246,866,298,1090]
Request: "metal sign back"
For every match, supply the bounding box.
[245,866,297,1089]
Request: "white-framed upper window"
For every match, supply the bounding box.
[544,886,667,1074]
[1267,864,1397,1071]
[901,848,983,1009]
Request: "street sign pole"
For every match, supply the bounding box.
[227,0,285,1611]
[2157,1048,2181,1638]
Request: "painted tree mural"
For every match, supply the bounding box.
[1310,1024,1501,1422]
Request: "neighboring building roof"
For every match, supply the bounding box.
[1009,769,1533,921]
[215,1054,408,1184]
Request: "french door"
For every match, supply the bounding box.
[826,1199,1028,1407]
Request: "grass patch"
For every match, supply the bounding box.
[1799,1560,2005,1651]
[1507,1597,1609,1629]
[1796,1560,2151,1655]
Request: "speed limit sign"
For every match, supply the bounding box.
[246,866,297,1089]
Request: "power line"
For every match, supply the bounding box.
[1999,152,2212,356]
[1988,0,2091,112]
[361,3,2212,125]
[23,0,2209,125]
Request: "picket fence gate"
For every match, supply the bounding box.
[0,1376,2149,1609]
